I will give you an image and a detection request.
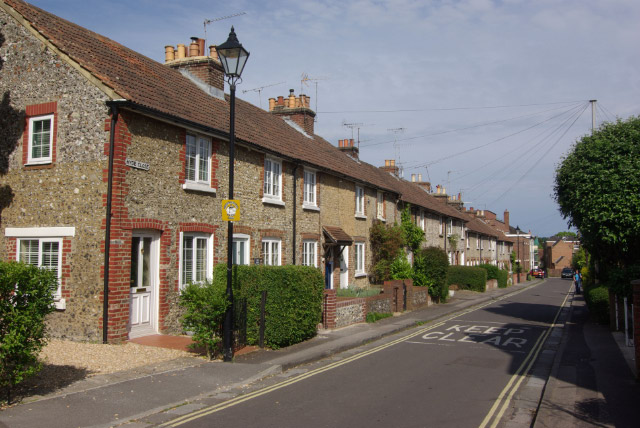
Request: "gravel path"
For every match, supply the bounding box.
[3,339,201,406]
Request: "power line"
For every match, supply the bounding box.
[407,102,589,170]
[467,104,587,199]
[487,103,590,206]
[360,102,584,148]
[317,100,587,114]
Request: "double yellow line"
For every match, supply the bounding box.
[161,284,543,427]
[478,288,570,428]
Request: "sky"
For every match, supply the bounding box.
[26,0,640,237]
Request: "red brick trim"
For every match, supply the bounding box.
[23,101,58,167]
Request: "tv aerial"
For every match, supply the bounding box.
[203,12,247,46]
[242,81,286,109]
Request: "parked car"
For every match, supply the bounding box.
[530,268,545,278]
[561,267,574,279]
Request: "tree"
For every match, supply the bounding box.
[554,231,578,239]
[400,205,424,254]
[554,116,640,268]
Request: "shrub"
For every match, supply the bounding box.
[497,269,509,288]
[584,285,609,325]
[214,265,323,350]
[479,264,509,288]
[366,312,393,323]
[179,280,228,359]
[447,266,487,292]
[0,261,56,403]
[370,221,405,283]
[389,254,412,280]
[414,247,449,301]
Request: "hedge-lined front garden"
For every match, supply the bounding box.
[447,266,487,292]
[213,265,324,350]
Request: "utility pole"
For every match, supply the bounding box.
[590,99,597,134]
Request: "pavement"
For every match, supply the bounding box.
[1,278,638,428]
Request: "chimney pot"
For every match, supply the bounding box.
[411,174,416,182]
[350,139,355,147]
[176,44,186,59]
[418,173,422,182]
[197,38,205,56]
[209,45,218,60]
[189,39,199,57]
[277,96,284,105]
[268,98,276,111]
[164,45,175,63]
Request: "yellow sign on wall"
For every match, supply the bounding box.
[221,199,240,221]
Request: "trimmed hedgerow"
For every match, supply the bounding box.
[366,312,393,323]
[479,264,509,288]
[584,285,609,325]
[213,265,324,350]
[447,266,487,292]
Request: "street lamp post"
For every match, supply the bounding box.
[217,26,249,362]
[516,226,521,284]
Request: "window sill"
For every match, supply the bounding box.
[54,298,66,310]
[303,204,320,212]
[182,182,217,194]
[355,272,367,278]
[377,217,386,222]
[262,197,285,207]
[355,214,366,220]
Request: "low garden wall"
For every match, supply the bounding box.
[322,279,431,330]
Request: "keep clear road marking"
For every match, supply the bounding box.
[406,324,536,351]
[478,288,571,428]
[161,284,546,428]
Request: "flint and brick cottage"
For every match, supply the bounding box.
[1,0,528,343]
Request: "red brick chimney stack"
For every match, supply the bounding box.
[380,159,399,176]
[504,210,510,230]
[338,138,359,159]
[164,37,225,91]
[268,89,316,135]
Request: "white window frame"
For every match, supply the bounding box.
[179,232,213,289]
[303,169,318,210]
[439,216,444,235]
[232,234,250,266]
[183,134,216,193]
[354,242,366,276]
[376,191,385,220]
[419,210,425,231]
[263,157,283,204]
[17,237,62,299]
[302,240,317,267]
[355,186,365,217]
[476,235,480,250]
[27,114,54,165]
[261,238,281,266]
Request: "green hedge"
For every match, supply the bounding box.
[213,265,324,349]
[1,261,56,403]
[447,266,487,292]
[584,285,609,325]
[414,247,450,301]
[479,264,509,288]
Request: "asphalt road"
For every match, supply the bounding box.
[162,278,573,428]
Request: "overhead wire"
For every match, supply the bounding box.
[317,100,587,114]
[360,102,584,149]
[461,104,587,196]
[486,103,590,206]
[407,102,588,171]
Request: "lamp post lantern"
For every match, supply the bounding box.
[217,26,249,362]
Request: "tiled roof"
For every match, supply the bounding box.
[465,217,500,238]
[4,0,398,194]
[5,0,473,218]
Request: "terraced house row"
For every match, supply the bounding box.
[0,0,524,342]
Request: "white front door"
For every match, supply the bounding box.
[339,246,349,289]
[129,233,159,338]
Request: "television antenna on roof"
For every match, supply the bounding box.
[301,72,329,120]
[203,12,247,46]
[242,81,286,109]
[388,127,406,176]
[342,121,374,147]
